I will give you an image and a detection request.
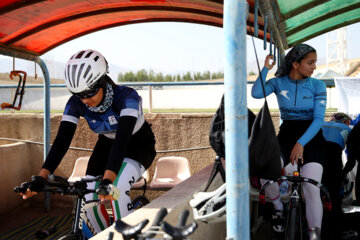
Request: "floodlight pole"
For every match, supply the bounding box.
[224,0,249,239]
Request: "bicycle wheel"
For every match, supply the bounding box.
[285,206,301,240]
[132,195,150,209]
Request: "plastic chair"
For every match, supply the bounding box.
[150,156,191,189]
[68,156,90,182]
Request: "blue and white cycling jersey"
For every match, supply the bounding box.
[61,85,144,139]
[322,121,351,149]
[251,67,327,146]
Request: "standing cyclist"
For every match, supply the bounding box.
[252,44,327,238]
[18,49,156,234]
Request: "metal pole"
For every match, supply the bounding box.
[224,0,249,239]
[148,85,153,113]
[0,47,52,212]
[34,57,51,212]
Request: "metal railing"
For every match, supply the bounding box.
[0,78,335,112]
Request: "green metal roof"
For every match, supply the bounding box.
[260,0,360,50]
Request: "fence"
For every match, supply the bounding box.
[0,79,338,112]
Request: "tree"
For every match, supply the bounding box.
[212,71,224,79]
[148,70,156,82]
[117,73,124,82]
[164,74,173,82]
[182,72,192,81]
[156,72,164,82]
[194,72,202,80]
[202,70,211,80]
[175,74,182,82]
[136,69,148,82]
[123,71,135,82]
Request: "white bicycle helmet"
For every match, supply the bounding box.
[64,49,108,93]
[189,183,226,223]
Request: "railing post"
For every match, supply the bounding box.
[35,57,51,212]
[224,0,249,239]
[148,85,153,113]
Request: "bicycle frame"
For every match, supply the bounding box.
[72,197,99,236]
[259,163,331,240]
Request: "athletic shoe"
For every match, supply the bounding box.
[272,209,285,233]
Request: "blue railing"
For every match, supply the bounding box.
[0,78,336,89]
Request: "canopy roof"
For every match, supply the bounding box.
[0,0,359,57]
[0,0,268,56]
[268,0,360,49]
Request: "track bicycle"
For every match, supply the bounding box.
[113,207,198,240]
[259,159,331,240]
[14,174,150,240]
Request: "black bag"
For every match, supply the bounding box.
[209,94,256,159]
[248,100,281,180]
[206,95,256,191]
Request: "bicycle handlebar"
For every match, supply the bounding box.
[115,208,198,240]
[14,174,103,197]
[161,209,198,240]
[259,175,331,201]
[140,207,168,239]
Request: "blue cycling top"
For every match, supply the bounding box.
[62,85,144,138]
[251,67,327,146]
[322,121,351,149]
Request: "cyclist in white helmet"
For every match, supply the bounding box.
[18,49,156,235]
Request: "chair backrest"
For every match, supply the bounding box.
[150,156,191,189]
[68,156,90,182]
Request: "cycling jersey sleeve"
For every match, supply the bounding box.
[297,80,327,146]
[42,121,77,173]
[106,115,137,174]
[251,67,276,98]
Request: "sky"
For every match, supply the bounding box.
[2,21,360,78]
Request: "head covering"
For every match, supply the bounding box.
[275,44,316,77]
[87,82,114,113]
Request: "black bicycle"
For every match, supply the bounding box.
[113,208,198,240]
[14,174,150,240]
[259,160,331,240]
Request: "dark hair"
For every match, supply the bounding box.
[296,50,316,63]
[275,44,316,77]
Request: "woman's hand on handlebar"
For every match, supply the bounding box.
[19,168,50,200]
[290,142,304,165]
[97,170,118,202]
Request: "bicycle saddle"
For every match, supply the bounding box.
[115,219,149,239]
[161,221,198,240]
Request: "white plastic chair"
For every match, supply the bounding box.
[150,156,191,189]
[68,156,90,182]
